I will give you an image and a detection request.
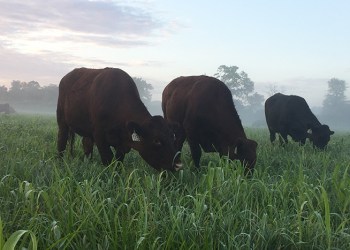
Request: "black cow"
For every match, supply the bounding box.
[265,93,334,149]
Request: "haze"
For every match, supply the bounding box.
[0,0,349,107]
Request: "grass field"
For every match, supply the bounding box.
[0,114,349,249]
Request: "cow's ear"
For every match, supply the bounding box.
[126,121,143,142]
[168,122,184,141]
[307,129,312,138]
[233,146,238,155]
[234,138,244,155]
[330,130,335,135]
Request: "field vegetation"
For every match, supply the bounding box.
[0,115,349,249]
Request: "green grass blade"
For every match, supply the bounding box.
[321,186,331,249]
[2,230,37,250]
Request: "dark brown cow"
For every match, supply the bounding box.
[0,103,16,114]
[162,75,258,174]
[265,93,334,149]
[57,67,182,171]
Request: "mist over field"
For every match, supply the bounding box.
[1,73,349,131]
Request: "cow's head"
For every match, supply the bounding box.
[231,138,258,175]
[127,116,182,171]
[308,124,334,149]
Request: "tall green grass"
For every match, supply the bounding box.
[0,114,349,249]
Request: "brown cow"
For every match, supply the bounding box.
[162,75,258,174]
[57,67,182,171]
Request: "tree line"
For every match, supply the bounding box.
[0,78,153,114]
[0,66,348,129]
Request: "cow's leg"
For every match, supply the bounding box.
[57,124,69,158]
[175,129,186,152]
[94,130,113,165]
[268,128,276,143]
[82,137,94,159]
[68,130,75,156]
[114,147,125,162]
[279,132,288,145]
[96,143,113,165]
[57,105,69,158]
[188,140,201,168]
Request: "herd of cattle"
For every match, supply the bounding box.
[56,67,335,174]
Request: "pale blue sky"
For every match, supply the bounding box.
[0,0,349,106]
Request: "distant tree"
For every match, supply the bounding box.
[321,78,349,129]
[323,78,347,109]
[133,77,153,104]
[247,92,265,112]
[22,81,41,100]
[0,85,8,101]
[214,65,263,108]
[41,84,59,105]
[8,80,41,101]
[9,80,22,93]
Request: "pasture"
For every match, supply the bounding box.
[0,114,349,249]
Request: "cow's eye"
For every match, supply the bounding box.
[153,139,162,146]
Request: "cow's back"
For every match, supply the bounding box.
[57,67,145,136]
[163,75,244,137]
[265,93,284,128]
[265,93,316,129]
[187,77,237,126]
[162,76,203,123]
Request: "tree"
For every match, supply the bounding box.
[133,77,153,104]
[323,78,347,109]
[214,65,263,108]
[0,85,8,102]
[247,92,265,112]
[22,81,41,100]
[321,78,349,130]
[41,84,59,105]
[8,80,41,101]
[214,65,253,106]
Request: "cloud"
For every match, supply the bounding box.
[0,0,184,86]
[0,45,72,86]
[0,0,177,52]
[1,1,163,35]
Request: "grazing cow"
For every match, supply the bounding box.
[162,75,258,174]
[57,67,182,171]
[265,93,334,149]
[0,103,16,114]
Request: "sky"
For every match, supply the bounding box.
[0,0,349,107]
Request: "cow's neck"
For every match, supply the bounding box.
[217,112,247,151]
[125,100,152,124]
[304,111,322,129]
